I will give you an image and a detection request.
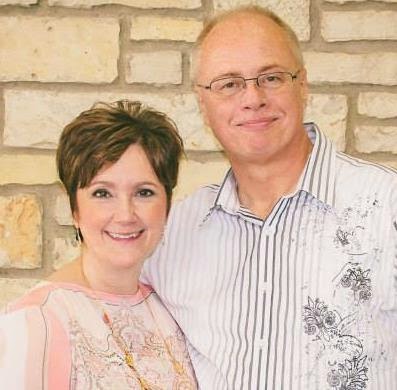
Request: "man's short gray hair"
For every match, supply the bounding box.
[191,5,304,83]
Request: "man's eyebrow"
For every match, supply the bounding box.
[257,64,286,73]
[211,65,286,80]
[211,72,243,80]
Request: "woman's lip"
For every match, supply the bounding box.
[106,230,144,240]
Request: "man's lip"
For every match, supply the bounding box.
[236,117,277,127]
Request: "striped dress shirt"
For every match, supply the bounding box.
[143,123,397,390]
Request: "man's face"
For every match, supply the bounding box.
[195,14,308,165]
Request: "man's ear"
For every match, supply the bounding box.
[299,67,309,106]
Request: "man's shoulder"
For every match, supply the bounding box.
[336,152,397,181]
[335,152,397,198]
[171,184,220,217]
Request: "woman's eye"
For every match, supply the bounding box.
[92,189,111,198]
[137,188,154,197]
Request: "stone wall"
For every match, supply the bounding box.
[0,0,396,306]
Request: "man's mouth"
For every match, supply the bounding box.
[236,117,278,128]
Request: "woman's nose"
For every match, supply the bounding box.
[114,198,137,222]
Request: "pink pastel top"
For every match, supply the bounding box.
[0,282,197,389]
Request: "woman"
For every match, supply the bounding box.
[0,100,197,389]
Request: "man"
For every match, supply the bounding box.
[143,6,397,389]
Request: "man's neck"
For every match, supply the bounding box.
[230,135,313,220]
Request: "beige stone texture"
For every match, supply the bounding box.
[48,0,201,8]
[4,89,220,151]
[354,126,397,154]
[127,51,182,84]
[0,195,42,269]
[381,160,397,170]
[304,52,397,85]
[0,0,36,4]
[0,278,42,308]
[53,237,80,270]
[174,158,230,200]
[131,17,203,42]
[213,0,310,41]
[0,154,57,185]
[305,94,348,151]
[322,11,397,41]
[325,0,396,3]
[0,17,119,83]
[358,93,397,119]
[55,194,74,226]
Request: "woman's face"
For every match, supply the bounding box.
[73,144,168,274]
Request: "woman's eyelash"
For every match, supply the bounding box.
[92,189,111,198]
[137,188,155,197]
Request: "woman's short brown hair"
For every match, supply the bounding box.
[56,100,183,215]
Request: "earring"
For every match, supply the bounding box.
[74,226,82,244]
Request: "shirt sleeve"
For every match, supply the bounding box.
[0,305,72,390]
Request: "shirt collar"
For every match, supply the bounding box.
[202,123,336,223]
[298,123,336,207]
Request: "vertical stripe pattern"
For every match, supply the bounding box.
[143,124,397,390]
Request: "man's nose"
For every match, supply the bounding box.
[240,80,268,110]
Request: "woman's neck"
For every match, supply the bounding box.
[48,256,141,295]
[79,255,140,295]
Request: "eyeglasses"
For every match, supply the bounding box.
[196,70,300,97]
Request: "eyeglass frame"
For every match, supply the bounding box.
[196,70,301,96]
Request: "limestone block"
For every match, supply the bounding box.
[358,93,397,119]
[4,89,220,151]
[354,126,397,154]
[53,237,80,270]
[322,11,397,41]
[127,51,182,84]
[0,278,41,308]
[304,52,397,85]
[213,0,310,41]
[325,0,397,3]
[305,94,347,151]
[0,154,57,185]
[174,158,230,200]
[0,195,42,269]
[0,17,119,83]
[131,17,203,42]
[381,160,397,170]
[55,194,73,226]
[0,0,36,4]
[48,0,201,8]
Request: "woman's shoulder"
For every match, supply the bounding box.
[2,281,92,318]
[3,281,58,313]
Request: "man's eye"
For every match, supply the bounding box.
[265,75,282,82]
[264,73,284,83]
[221,79,241,90]
[92,189,111,198]
[137,189,154,197]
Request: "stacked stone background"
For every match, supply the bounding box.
[0,0,396,306]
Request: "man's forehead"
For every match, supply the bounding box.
[202,13,282,44]
[196,15,296,76]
